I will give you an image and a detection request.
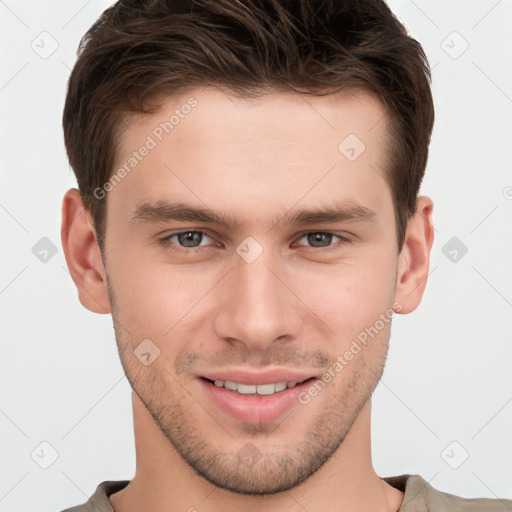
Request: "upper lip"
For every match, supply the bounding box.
[200,367,316,386]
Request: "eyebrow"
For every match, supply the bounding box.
[130,200,377,231]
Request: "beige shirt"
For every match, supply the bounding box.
[61,474,512,511]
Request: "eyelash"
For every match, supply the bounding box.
[159,230,351,255]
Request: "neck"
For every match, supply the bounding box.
[110,392,404,512]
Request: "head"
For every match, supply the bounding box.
[61,0,434,496]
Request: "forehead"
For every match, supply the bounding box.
[117,86,389,163]
[109,87,392,229]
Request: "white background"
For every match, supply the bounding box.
[0,0,511,510]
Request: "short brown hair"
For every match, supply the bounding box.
[63,0,434,253]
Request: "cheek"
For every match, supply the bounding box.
[288,250,397,334]
[107,251,218,340]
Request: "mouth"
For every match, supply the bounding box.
[198,376,318,424]
[201,377,315,396]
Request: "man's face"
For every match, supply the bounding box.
[103,88,400,494]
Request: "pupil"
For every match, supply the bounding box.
[309,233,331,247]
[179,232,201,247]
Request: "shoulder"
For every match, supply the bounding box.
[384,474,512,512]
[60,480,130,512]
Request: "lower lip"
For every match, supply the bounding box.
[199,378,316,424]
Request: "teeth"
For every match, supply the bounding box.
[237,383,257,394]
[256,383,276,395]
[275,382,287,392]
[224,381,238,391]
[211,379,302,395]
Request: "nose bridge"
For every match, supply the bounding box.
[214,244,302,350]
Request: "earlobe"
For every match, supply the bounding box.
[394,196,434,314]
[61,188,111,314]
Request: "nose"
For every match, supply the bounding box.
[213,244,303,352]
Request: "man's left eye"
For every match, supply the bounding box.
[296,232,343,249]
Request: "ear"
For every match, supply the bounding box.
[61,188,111,314]
[393,195,434,314]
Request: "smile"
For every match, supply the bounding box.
[199,376,318,424]
[207,378,309,396]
